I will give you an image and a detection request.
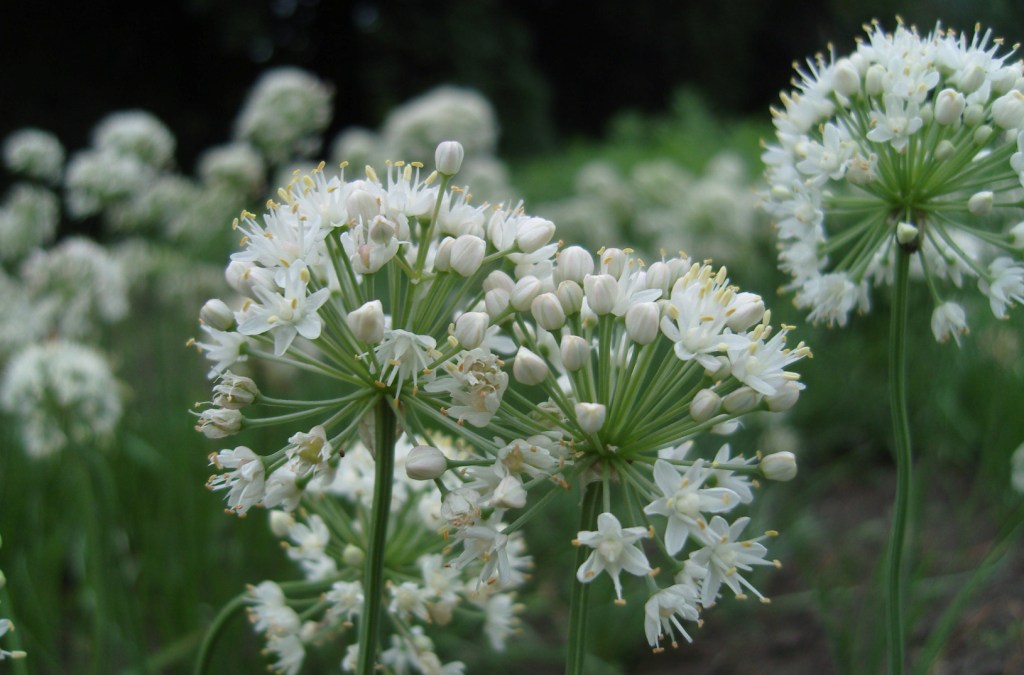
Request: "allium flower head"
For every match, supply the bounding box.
[0,183,59,260]
[234,67,333,164]
[1,340,123,458]
[3,127,64,184]
[92,109,176,169]
[763,19,1024,337]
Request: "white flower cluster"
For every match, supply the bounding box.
[0,340,122,458]
[2,128,64,184]
[762,20,1024,341]
[240,437,528,675]
[0,183,60,261]
[538,154,761,264]
[420,244,809,650]
[234,67,334,165]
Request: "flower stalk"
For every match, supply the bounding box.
[566,481,603,675]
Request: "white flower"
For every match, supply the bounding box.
[689,516,776,607]
[930,301,969,345]
[424,348,508,427]
[643,460,740,555]
[3,128,64,184]
[234,67,333,163]
[375,330,440,391]
[237,262,331,355]
[208,446,266,515]
[574,512,652,602]
[644,583,700,650]
[248,581,301,637]
[93,109,176,168]
[980,257,1024,319]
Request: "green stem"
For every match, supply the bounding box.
[356,396,397,675]
[885,248,913,675]
[193,592,248,675]
[566,481,603,675]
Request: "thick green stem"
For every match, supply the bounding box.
[885,249,913,674]
[193,593,248,675]
[356,397,397,675]
[566,481,603,675]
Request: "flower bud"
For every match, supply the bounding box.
[832,58,861,97]
[483,269,515,294]
[959,62,987,94]
[196,408,243,438]
[213,372,260,409]
[760,451,798,481]
[512,346,549,385]
[723,386,760,414]
[369,217,395,244]
[516,217,556,254]
[200,298,236,331]
[934,139,956,161]
[556,280,584,315]
[726,292,765,332]
[454,311,489,349]
[645,261,672,294]
[347,299,385,344]
[601,247,628,277]
[934,88,966,125]
[993,90,1024,130]
[930,302,968,345]
[434,237,454,272]
[689,388,721,422]
[964,103,986,127]
[705,355,731,379]
[865,64,886,96]
[406,445,449,480]
[583,274,617,315]
[554,246,594,285]
[342,544,365,567]
[435,140,465,176]
[1010,221,1024,247]
[574,402,606,433]
[766,380,803,412]
[510,275,543,311]
[450,234,486,276]
[968,190,994,216]
[896,222,920,247]
[560,334,590,371]
[625,302,660,344]
[269,510,295,537]
[346,188,379,224]
[973,124,994,145]
[531,292,566,330]
[484,288,510,320]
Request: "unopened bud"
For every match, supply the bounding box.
[934,139,956,161]
[690,388,721,422]
[865,64,886,97]
[532,292,567,330]
[484,288,510,320]
[645,261,672,294]
[601,247,628,277]
[451,234,486,276]
[723,386,760,414]
[556,280,584,315]
[483,270,515,294]
[968,190,994,216]
[1010,221,1024,247]
[896,222,920,247]
[406,445,449,480]
[726,293,765,332]
[454,312,489,349]
[973,124,993,145]
[766,380,803,412]
[512,346,549,385]
[554,246,595,285]
[992,90,1024,130]
[934,88,966,125]
[575,402,606,433]
[435,140,465,176]
[832,58,861,97]
[964,103,986,127]
[959,62,987,94]
[342,544,364,567]
[196,408,243,438]
[347,299,385,344]
[269,510,295,538]
[625,302,660,344]
[583,274,617,315]
[516,217,556,254]
[560,334,590,371]
[434,237,454,272]
[510,275,543,311]
[490,475,527,509]
[760,451,798,481]
[200,298,236,331]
